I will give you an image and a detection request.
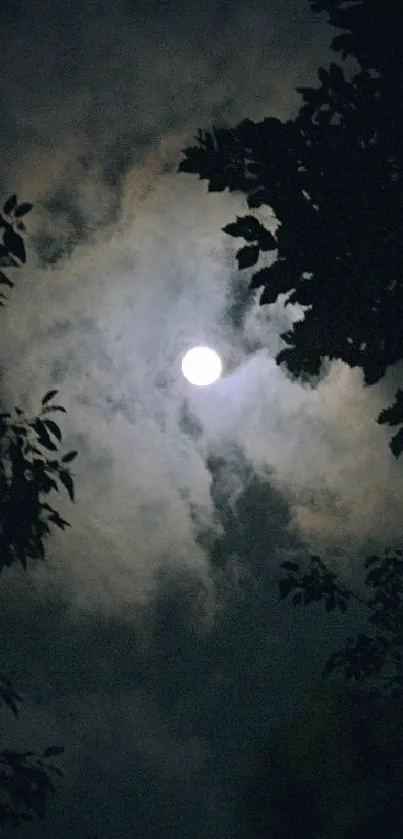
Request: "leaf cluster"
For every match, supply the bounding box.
[0,196,70,828]
[279,548,403,695]
[279,556,349,612]
[0,195,32,306]
[0,391,77,573]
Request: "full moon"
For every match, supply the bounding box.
[181,346,222,386]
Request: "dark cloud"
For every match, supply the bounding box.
[1,448,357,839]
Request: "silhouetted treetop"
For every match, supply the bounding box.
[179,0,403,455]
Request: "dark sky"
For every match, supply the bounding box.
[0,1,403,837]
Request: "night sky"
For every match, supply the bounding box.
[1,1,403,837]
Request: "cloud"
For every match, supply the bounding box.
[0,454,341,839]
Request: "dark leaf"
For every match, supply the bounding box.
[222,216,259,241]
[14,202,33,218]
[59,470,74,502]
[3,195,17,215]
[31,419,58,451]
[48,512,70,530]
[41,389,59,406]
[378,390,403,427]
[251,261,293,303]
[0,270,13,288]
[236,245,260,270]
[42,419,62,442]
[389,426,403,459]
[4,228,26,263]
[0,246,18,266]
[222,215,270,243]
[61,450,78,463]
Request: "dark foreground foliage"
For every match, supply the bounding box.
[0,195,76,828]
[179,0,403,455]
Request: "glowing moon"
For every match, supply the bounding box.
[181,346,222,386]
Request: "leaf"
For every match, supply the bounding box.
[41,389,59,406]
[59,470,74,502]
[4,228,26,263]
[378,389,403,427]
[48,512,70,530]
[61,450,78,463]
[389,426,403,459]
[0,270,13,288]
[3,195,17,215]
[43,746,64,758]
[43,419,62,442]
[14,203,33,218]
[236,245,260,270]
[31,419,58,451]
[222,215,263,242]
[0,245,18,266]
[250,261,293,303]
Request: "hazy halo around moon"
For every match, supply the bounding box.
[181,346,222,386]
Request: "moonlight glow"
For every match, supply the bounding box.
[181,346,222,386]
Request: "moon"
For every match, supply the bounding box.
[181,346,222,386]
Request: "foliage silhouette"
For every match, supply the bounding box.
[279,548,403,696]
[179,0,403,455]
[0,196,76,828]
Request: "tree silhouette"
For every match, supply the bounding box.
[0,196,76,828]
[279,548,403,695]
[179,0,403,456]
